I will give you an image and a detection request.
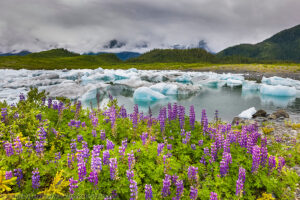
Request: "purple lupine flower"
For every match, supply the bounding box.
[178,105,185,129]
[35,140,44,155]
[91,129,97,137]
[67,153,73,168]
[55,152,61,160]
[161,174,171,197]
[76,101,81,115]
[75,120,81,128]
[128,151,135,169]
[1,108,8,122]
[198,140,203,146]
[220,152,232,177]
[201,109,208,133]
[77,135,83,142]
[159,107,167,132]
[210,142,217,162]
[130,179,138,200]
[109,158,118,180]
[100,130,106,140]
[53,101,58,110]
[109,106,116,129]
[204,147,209,156]
[140,132,148,145]
[120,106,127,118]
[261,137,267,148]
[92,116,98,127]
[119,145,126,158]
[172,103,178,120]
[189,105,195,130]
[182,131,191,144]
[70,139,77,153]
[91,155,102,172]
[13,137,23,154]
[5,171,13,180]
[81,122,86,128]
[14,168,23,187]
[188,166,198,182]
[122,138,128,148]
[236,179,244,196]
[145,184,153,200]
[37,127,47,140]
[167,144,172,150]
[4,142,14,157]
[157,143,164,156]
[246,135,253,154]
[36,114,42,121]
[48,98,52,108]
[174,180,184,200]
[268,155,276,171]
[215,110,219,121]
[223,137,230,153]
[126,169,134,181]
[278,157,285,172]
[260,147,268,167]
[19,93,25,101]
[238,167,246,184]
[77,154,86,181]
[171,175,179,185]
[88,170,98,186]
[200,156,207,165]
[132,104,139,129]
[106,139,115,150]
[191,144,196,150]
[190,186,198,200]
[210,192,218,200]
[103,150,110,165]
[69,177,78,195]
[58,101,64,113]
[32,168,40,189]
[251,145,261,173]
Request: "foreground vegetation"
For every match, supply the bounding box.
[0,89,299,199]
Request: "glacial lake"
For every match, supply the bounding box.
[0,68,300,122]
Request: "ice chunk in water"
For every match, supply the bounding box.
[242,81,260,91]
[260,84,296,97]
[238,107,256,119]
[176,74,192,84]
[226,79,243,87]
[150,83,178,95]
[133,87,167,101]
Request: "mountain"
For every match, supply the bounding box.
[128,48,216,63]
[172,40,212,53]
[0,50,31,56]
[218,24,300,62]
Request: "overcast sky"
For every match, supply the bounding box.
[0,0,299,53]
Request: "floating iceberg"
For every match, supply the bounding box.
[133,87,167,102]
[176,74,192,84]
[260,84,297,97]
[262,76,300,89]
[226,79,243,87]
[238,107,256,119]
[242,81,260,91]
[150,83,178,95]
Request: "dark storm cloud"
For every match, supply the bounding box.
[0,0,299,53]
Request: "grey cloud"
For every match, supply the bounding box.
[0,0,299,53]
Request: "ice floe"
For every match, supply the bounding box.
[238,107,257,119]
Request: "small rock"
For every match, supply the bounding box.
[268,114,277,120]
[252,109,267,118]
[254,117,267,123]
[272,109,289,119]
[232,117,245,125]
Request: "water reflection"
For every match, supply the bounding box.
[83,85,299,122]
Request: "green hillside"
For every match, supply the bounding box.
[218,24,300,62]
[0,49,121,70]
[129,48,216,63]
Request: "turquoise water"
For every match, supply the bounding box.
[85,85,300,122]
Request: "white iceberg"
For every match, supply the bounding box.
[238,107,257,119]
[133,87,167,101]
[226,79,243,87]
[150,83,178,95]
[176,74,192,84]
[242,81,260,91]
[260,84,297,97]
